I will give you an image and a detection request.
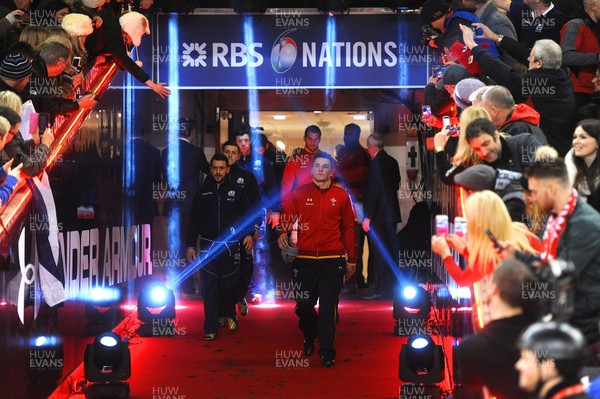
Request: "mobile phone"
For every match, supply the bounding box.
[29,112,39,134]
[470,25,478,34]
[14,152,24,168]
[447,125,459,137]
[422,105,432,118]
[435,215,449,236]
[442,116,451,128]
[72,56,82,74]
[432,64,446,78]
[38,113,50,134]
[485,229,503,250]
[454,217,467,237]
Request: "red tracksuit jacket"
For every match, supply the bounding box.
[282,180,356,264]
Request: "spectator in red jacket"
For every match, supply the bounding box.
[278,151,356,368]
[560,1,600,109]
[480,85,547,144]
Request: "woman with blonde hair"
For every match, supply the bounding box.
[434,106,492,185]
[431,190,541,326]
[19,26,51,53]
[432,190,540,285]
[0,91,23,115]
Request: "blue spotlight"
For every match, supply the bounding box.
[99,334,118,347]
[137,284,176,328]
[89,287,121,303]
[84,287,124,326]
[149,285,169,307]
[35,336,47,347]
[410,336,429,350]
[29,335,63,382]
[394,284,431,322]
[400,335,445,383]
[403,285,417,300]
[84,332,131,398]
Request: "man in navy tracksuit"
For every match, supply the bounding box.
[186,154,253,340]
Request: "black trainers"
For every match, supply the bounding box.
[321,355,335,368]
[204,333,217,341]
[228,317,239,332]
[238,298,249,316]
[303,340,315,356]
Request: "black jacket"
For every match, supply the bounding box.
[186,177,252,247]
[363,150,401,225]
[472,37,576,156]
[437,133,542,185]
[25,54,79,121]
[85,12,150,84]
[517,198,600,344]
[2,131,50,177]
[503,120,547,145]
[456,313,536,399]
[228,163,261,230]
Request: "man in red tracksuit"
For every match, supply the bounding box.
[278,151,356,368]
[280,125,322,211]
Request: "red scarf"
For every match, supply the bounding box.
[541,189,578,262]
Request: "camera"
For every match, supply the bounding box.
[528,259,576,322]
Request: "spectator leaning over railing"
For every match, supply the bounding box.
[461,23,576,156]
[0,94,54,178]
[85,10,170,98]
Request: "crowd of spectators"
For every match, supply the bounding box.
[423,0,600,397]
[0,0,171,212]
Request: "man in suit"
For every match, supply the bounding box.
[362,134,401,299]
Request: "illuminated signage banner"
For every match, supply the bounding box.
[148,12,432,89]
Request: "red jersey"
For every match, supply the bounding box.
[281,148,318,210]
[282,181,356,264]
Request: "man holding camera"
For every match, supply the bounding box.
[503,156,600,347]
[26,40,96,122]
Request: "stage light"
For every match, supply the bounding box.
[84,332,130,399]
[84,287,124,333]
[393,284,431,321]
[399,335,445,383]
[29,335,63,383]
[137,284,176,336]
[403,286,417,300]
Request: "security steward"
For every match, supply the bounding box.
[186,154,253,341]
[278,151,356,367]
